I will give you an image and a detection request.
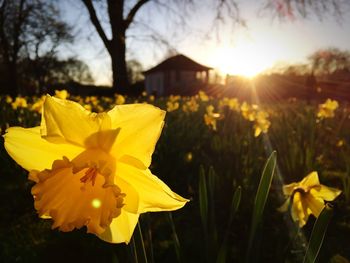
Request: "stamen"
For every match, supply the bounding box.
[80,167,98,186]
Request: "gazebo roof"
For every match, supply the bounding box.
[144,54,212,74]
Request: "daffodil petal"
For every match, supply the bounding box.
[115,177,139,214]
[97,209,139,244]
[108,104,165,168]
[117,162,188,213]
[4,126,83,171]
[310,185,341,201]
[300,171,320,187]
[303,194,325,218]
[282,182,299,196]
[291,192,310,227]
[41,96,110,146]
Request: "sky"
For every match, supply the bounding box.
[59,0,350,85]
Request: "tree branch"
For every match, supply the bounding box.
[124,0,150,29]
[81,0,111,51]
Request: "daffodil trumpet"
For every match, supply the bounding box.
[4,95,188,243]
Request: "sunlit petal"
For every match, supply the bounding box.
[41,96,111,146]
[97,210,139,244]
[108,104,165,168]
[117,162,188,213]
[291,192,309,227]
[303,194,324,218]
[4,127,83,171]
[282,182,299,196]
[310,185,342,201]
[300,171,320,187]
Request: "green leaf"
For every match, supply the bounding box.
[167,212,182,263]
[246,151,277,263]
[199,165,208,229]
[303,205,333,263]
[216,186,242,263]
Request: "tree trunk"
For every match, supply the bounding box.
[110,31,129,94]
[107,0,129,94]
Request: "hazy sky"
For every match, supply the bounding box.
[59,1,350,85]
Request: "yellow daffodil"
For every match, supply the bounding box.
[11,97,28,110]
[219,97,240,112]
[149,95,155,102]
[204,105,221,131]
[166,101,179,112]
[182,98,199,113]
[198,90,209,102]
[317,99,339,119]
[115,94,126,105]
[337,139,345,147]
[184,152,193,162]
[5,95,12,104]
[4,96,187,243]
[241,102,257,121]
[279,171,341,227]
[84,104,92,111]
[239,102,270,137]
[30,96,46,113]
[253,111,271,137]
[168,95,180,102]
[54,90,69,100]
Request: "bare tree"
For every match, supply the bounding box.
[0,0,30,96]
[0,0,73,95]
[309,48,350,76]
[261,0,349,21]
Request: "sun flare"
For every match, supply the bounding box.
[212,44,274,78]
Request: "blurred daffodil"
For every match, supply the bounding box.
[240,102,270,137]
[204,105,221,131]
[317,99,339,119]
[149,95,155,102]
[115,94,126,105]
[219,97,240,112]
[184,152,193,162]
[279,171,341,227]
[253,111,271,137]
[30,96,46,113]
[337,139,345,147]
[166,101,179,112]
[11,97,28,110]
[241,102,258,121]
[54,90,69,100]
[182,97,199,112]
[5,95,12,104]
[4,96,187,243]
[169,95,180,102]
[198,90,209,102]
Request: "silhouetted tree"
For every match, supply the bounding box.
[20,56,94,93]
[0,0,73,95]
[308,48,350,76]
[262,0,349,20]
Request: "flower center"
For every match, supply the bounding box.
[31,153,124,235]
[80,167,98,186]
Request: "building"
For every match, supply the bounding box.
[144,54,212,96]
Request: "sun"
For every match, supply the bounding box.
[212,44,274,78]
